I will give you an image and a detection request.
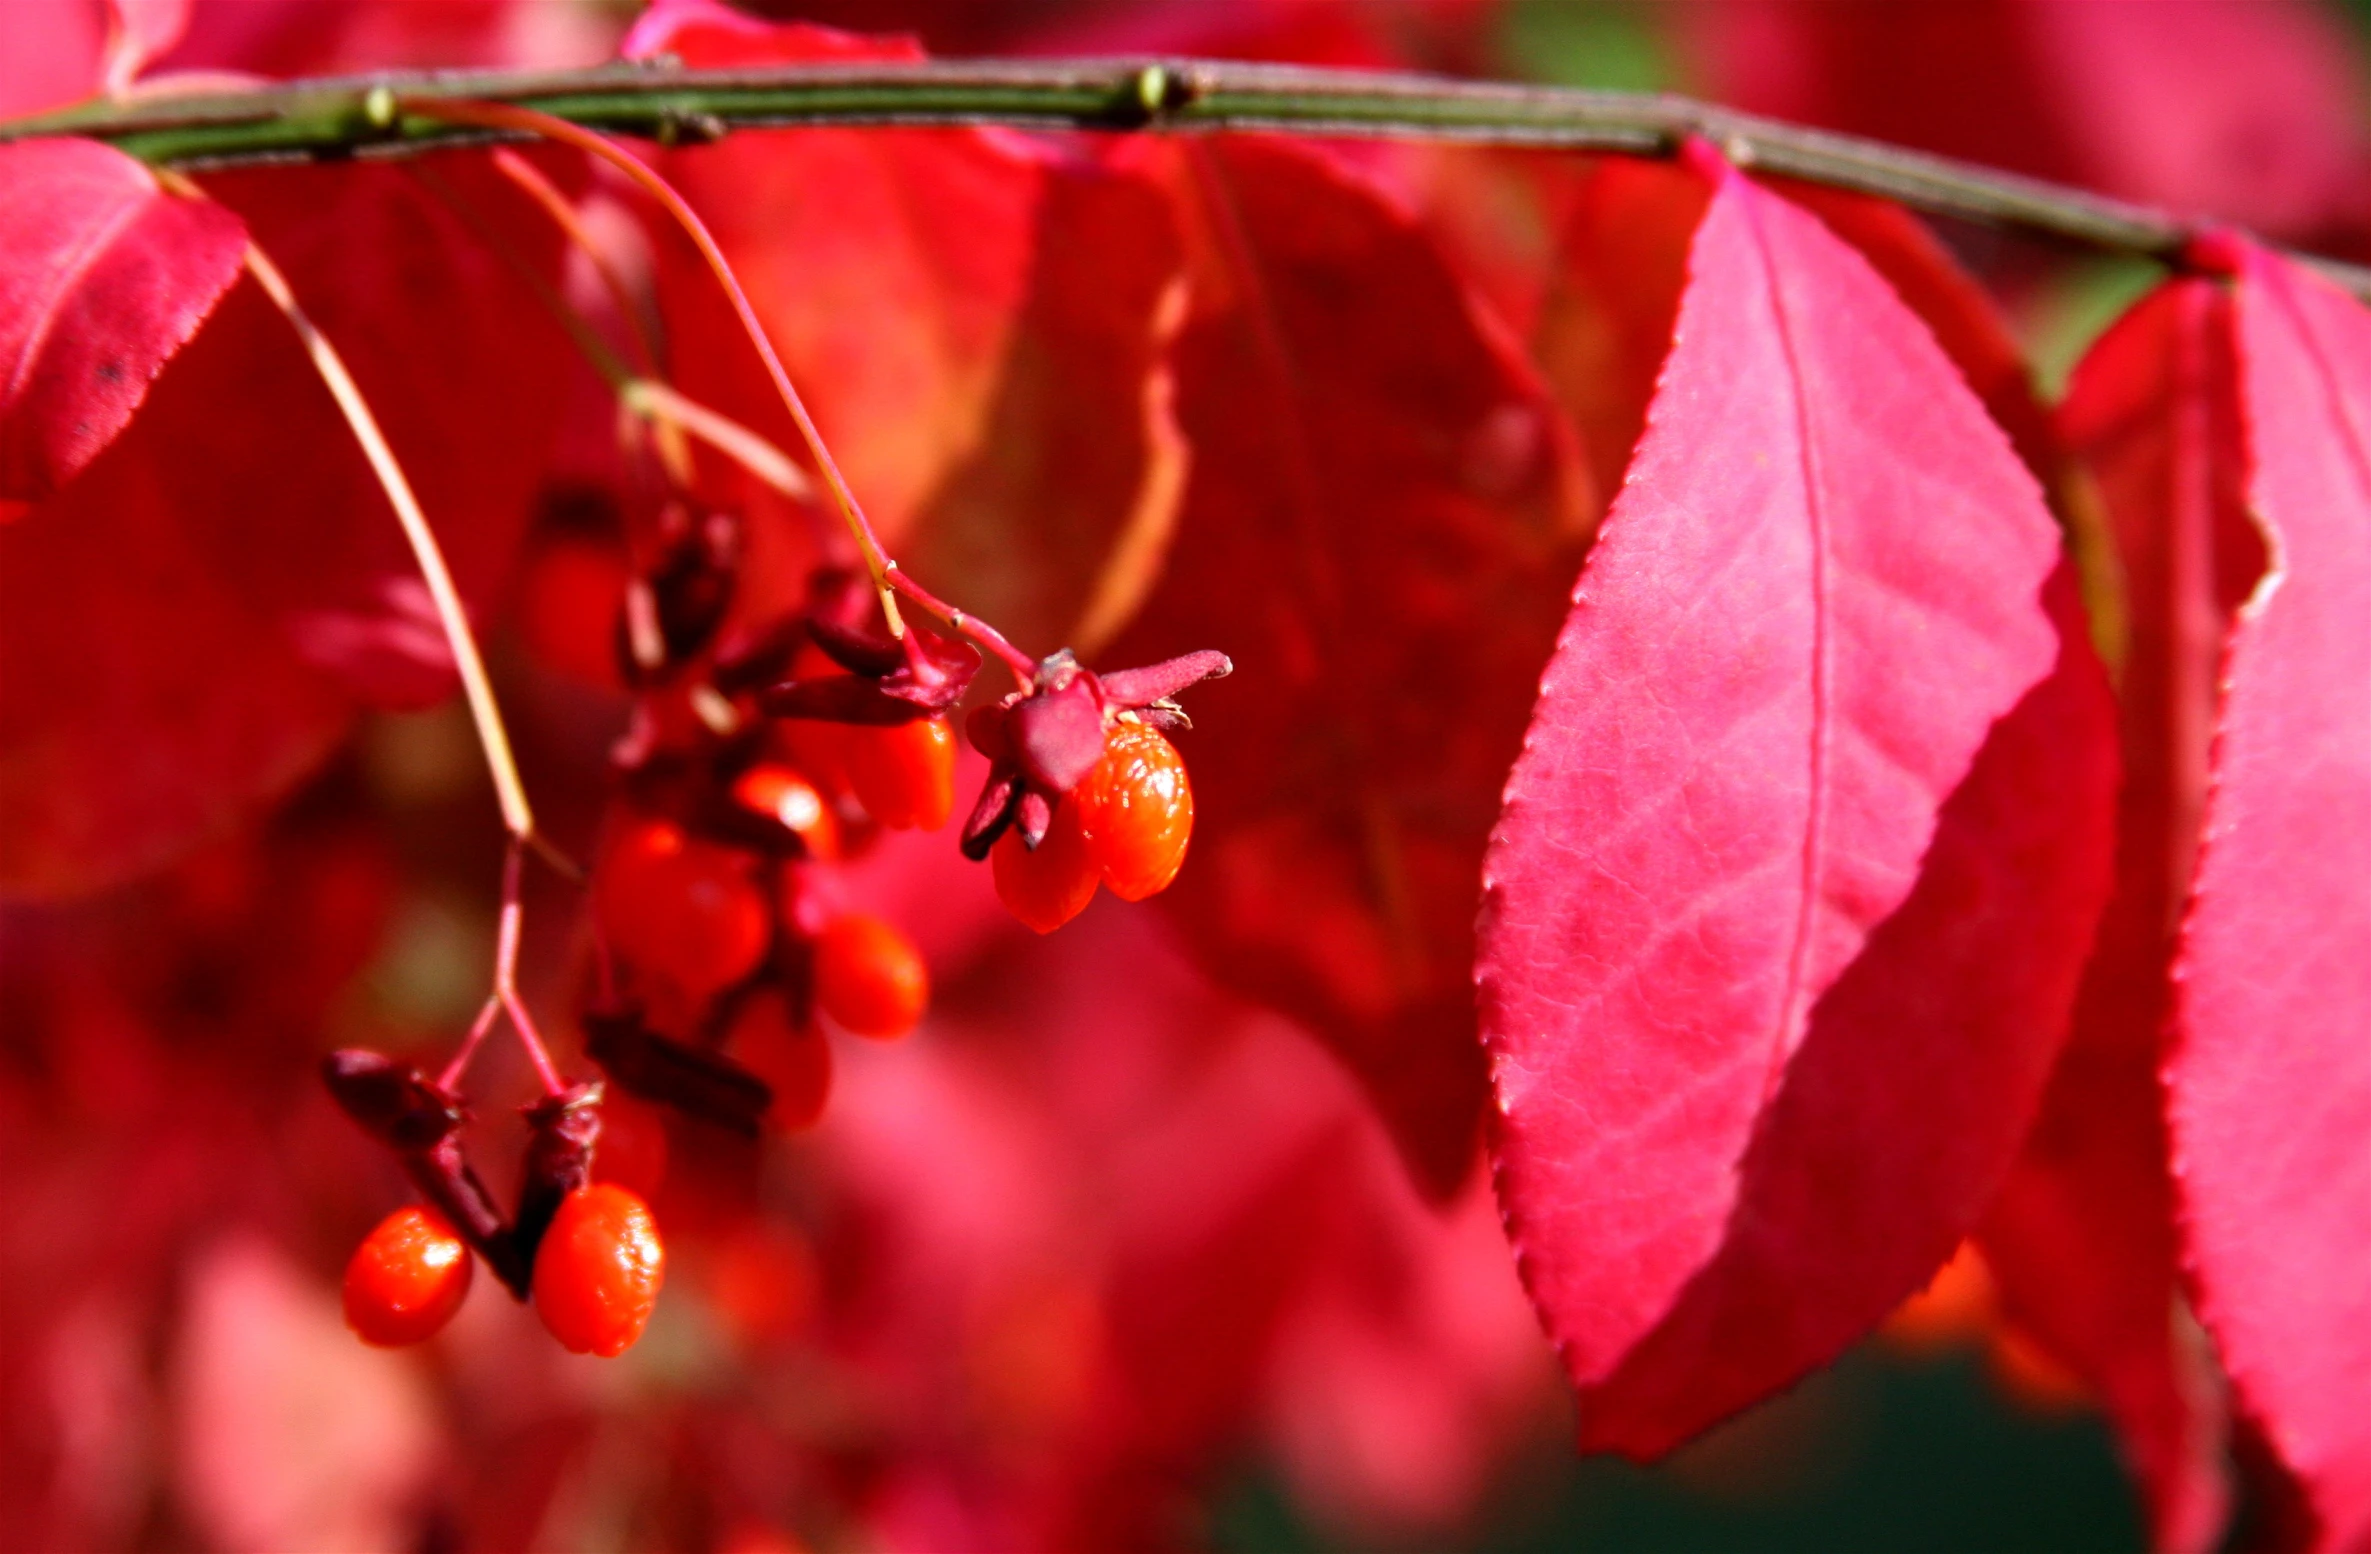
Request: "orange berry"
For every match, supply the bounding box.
[343,1206,473,1347]
[844,716,956,830]
[728,987,833,1132]
[730,763,841,859]
[1076,721,1194,901]
[596,820,770,996]
[991,800,1098,934]
[770,647,856,798]
[772,726,852,802]
[532,1184,665,1357]
[814,914,929,1039]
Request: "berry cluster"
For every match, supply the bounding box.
[329,494,1223,1355]
[324,1054,664,1356]
[965,649,1231,933]
[585,523,945,1142]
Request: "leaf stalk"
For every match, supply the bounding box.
[388,95,1043,685]
[227,223,536,844]
[221,207,573,1097]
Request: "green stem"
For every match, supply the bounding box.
[10,58,2370,298]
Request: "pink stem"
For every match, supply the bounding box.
[401,97,1048,693]
[438,840,568,1096]
[887,566,1038,686]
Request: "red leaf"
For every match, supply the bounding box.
[630,4,1188,654]
[1767,191,2230,1541]
[1011,0,1415,70]
[1477,163,2115,1454]
[621,0,917,65]
[1748,193,2233,1545]
[178,155,578,708]
[1531,155,1708,521]
[1769,183,2154,663]
[0,138,246,516]
[1981,279,2256,1554]
[1103,135,1591,1196]
[1,151,575,892]
[2169,245,2371,1550]
[813,869,1547,1549]
[0,318,349,897]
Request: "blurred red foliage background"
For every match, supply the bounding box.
[6,1,2370,1549]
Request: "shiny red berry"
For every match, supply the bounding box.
[532,1183,666,1357]
[814,914,929,1039]
[730,763,841,859]
[595,820,770,996]
[991,799,1098,934]
[727,987,833,1132]
[768,646,857,798]
[343,1205,473,1347]
[1076,721,1194,901]
[844,716,956,831]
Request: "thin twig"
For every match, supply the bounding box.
[12,58,2371,299]
[224,217,536,842]
[440,995,505,1093]
[395,97,902,614]
[621,378,813,503]
[437,838,567,1095]
[489,838,565,1094]
[489,146,667,379]
[403,157,640,393]
[217,202,572,1093]
[882,563,1038,683]
[409,152,700,487]
[433,154,828,524]
[396,96,1042,685]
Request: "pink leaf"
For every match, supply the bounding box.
[1772,179,2066,493]
[1477,162,2115,1454]
[0,0,109,119]
[2169,243,2371,1550]
[165,0,612,77]
[0,138,246,517]
[1982,278,2255,1554]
